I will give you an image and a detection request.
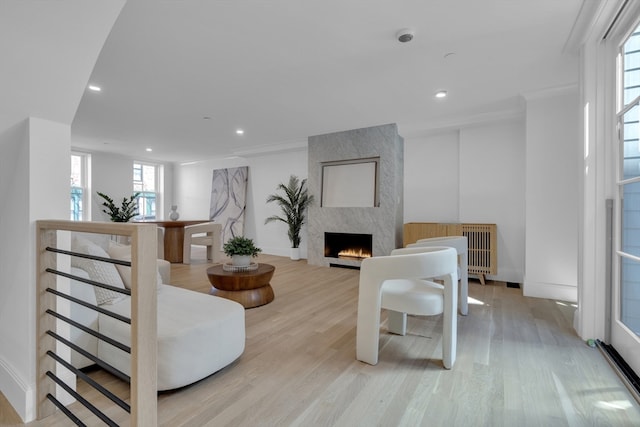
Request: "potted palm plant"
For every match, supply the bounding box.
[96,191,141,222]
[265,175,314,260]
[223,236,262,266]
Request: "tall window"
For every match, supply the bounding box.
[133,162,159,220]
[70,153,90,220]
[617,24,640,336]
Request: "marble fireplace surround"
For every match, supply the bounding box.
[307,123,404,267]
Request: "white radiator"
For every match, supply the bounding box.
[462,223,497,277]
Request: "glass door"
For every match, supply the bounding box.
[613,22,640,376]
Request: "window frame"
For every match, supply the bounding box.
[70,152,91,221]
[133,161,162,220]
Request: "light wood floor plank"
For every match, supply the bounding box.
[4,251,640,426]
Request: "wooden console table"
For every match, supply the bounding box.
[206,263,275,309]
[135,220,209,263]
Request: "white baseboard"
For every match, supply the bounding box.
[261,247,308,260]
[0,356,34,422]
[0,357,76,422]
[523,280,578,302]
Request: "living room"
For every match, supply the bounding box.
[1,0,639,424]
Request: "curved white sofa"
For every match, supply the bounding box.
[69,234,245,391]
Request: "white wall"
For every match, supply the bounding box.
[0,118,31,418]
[459,122,526,284]
[249,149,309,256]
[0,2,126,419]
[90,151,136,221]
[87,150,174,222]
[0,117,70,421]
[524,87,579,301]
[174,149,309,258]
[403,120,526,283]
[174,157,247,221]
[404,132,460,222]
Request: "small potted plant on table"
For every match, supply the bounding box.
[223,236,262,267]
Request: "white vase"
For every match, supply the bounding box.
[231,255,251,267]
[169,205,179,221]
[290,247,300,261]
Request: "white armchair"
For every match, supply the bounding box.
[356,246,458,369]
[408,236,469,315]
[183,222,221,264]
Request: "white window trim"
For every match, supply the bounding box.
[71,151,91,221]
[133,161,163,220]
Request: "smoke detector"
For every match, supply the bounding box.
[396,28,414,43]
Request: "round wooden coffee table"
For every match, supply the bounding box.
[206,263,275,309]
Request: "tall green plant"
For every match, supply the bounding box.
[265,175,314,248]
[96,191,141,222]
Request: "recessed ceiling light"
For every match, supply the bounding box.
[88,85,101,92]
[236,129,244,135]
[145,148,152,152]
[435,90,448,99]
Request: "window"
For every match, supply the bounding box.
[70,153,90,220]
[617,23,640,336]
[133,162,160,220]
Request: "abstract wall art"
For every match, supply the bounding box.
[209,166,248,244]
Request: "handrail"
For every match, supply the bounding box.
[36,220,158,426]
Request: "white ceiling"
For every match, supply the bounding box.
[70,0,587,163]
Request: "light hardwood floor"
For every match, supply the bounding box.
[3,251,640,426]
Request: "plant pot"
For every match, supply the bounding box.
[290,247,300,261]
[231,255,251,267]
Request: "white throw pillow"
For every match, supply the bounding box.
[108,241,163,289]
[107,241,133,286]
[71,237,127,305]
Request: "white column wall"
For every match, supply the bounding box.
[0,117,70,421]
[576,22,615,341]
[524,88,580,302]
[0,118,31,418]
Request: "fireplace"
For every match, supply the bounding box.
[307,123,404,267]
[324,232,372,261]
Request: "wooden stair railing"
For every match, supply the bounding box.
[36,220,158,426]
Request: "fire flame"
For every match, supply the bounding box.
[338,248,372,259]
